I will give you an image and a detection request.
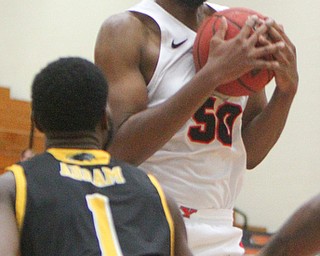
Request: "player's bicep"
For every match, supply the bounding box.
[0,172,19,255]
[108,70,148,130]
[94,13,148,129]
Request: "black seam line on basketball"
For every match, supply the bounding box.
[214,14,242,30]
[237,78,257,93]
[171,39,188,48]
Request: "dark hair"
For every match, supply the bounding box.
[32,57,108,132]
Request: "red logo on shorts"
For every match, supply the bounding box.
[180,206,198,218]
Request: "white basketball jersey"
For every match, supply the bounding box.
[130,0,249,210]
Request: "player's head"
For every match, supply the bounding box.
[32,57,109,138]
[175,0,206,8]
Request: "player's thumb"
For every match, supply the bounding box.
[213,16,228,40]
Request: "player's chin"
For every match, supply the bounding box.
[176,0,206,8]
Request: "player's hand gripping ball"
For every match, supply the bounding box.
[193,7,274,96]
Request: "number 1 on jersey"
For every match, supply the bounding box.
[86,194,123,256]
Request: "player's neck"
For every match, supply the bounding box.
[45,131,102,150]
[156,0,208,31]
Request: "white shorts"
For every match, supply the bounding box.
[182,208,244,256]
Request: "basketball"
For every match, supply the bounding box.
[193,7,274,96]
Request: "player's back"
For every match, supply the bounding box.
[8,148,173,256]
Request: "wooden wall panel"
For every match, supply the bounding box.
[0,87,45,171]
[0,88,32,132]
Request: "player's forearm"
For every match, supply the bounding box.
[108,107,185,165]
[108,69,220,165]
[243,87,296,169]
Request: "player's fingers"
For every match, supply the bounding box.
[247,20,273,47]
[253,59,281,70]
[267,19,294,48]
[213,16,228,39]
[271,41,295,68]
[266,21,283,43]
[253,41,285,59]
[258,29,294,69]
[272,49,288,65]
[238,15,260,38]
[258,32,274,47]
[267,20,296,60]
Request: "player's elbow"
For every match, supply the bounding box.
[246,156,266,170]
[246,162,258,170]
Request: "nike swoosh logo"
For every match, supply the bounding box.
[171,38,188,49]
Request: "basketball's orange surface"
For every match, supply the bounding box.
[193,7,274,96]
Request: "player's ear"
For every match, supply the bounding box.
[101,108,114,150]
[31,111,44,132]
[100,110,108,131]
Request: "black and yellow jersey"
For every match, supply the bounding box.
[6,148,174,256]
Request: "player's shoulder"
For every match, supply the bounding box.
[95,11,149,56]
[0,171,15,186]
[99,11,146,39]
[0,171,16,202]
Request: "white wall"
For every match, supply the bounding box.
[1,0,319,232]
[0,0,139,101]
